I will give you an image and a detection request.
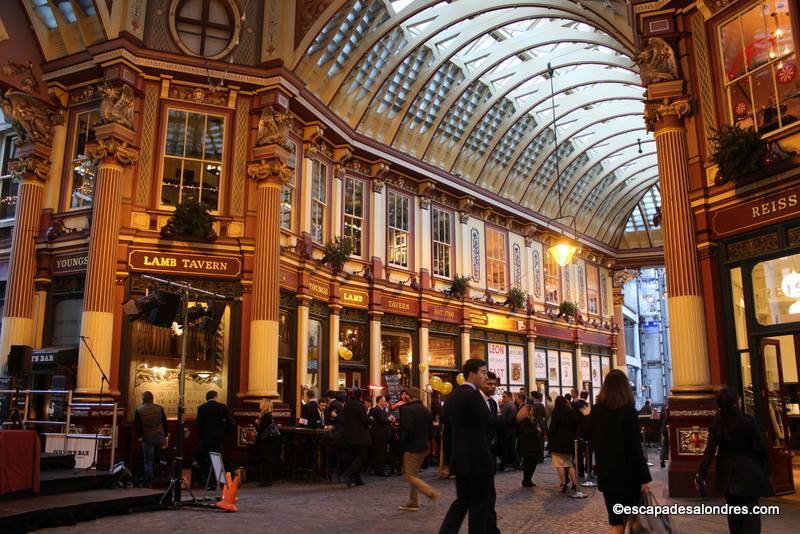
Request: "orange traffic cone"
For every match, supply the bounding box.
[215,472,240,512]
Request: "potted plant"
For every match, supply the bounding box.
[321,236,353,274]
[505,287,527,311]
[448,274,471,300]
[558,301,578,320]
[161,200,217,241]
[710,124,767,184]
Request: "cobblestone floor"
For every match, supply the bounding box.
[50,451,800,533]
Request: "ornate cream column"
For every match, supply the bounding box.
[77,120,139,395]
[0,91,61,369]
[246,141,292,399]
[369,312,382,388]
[295,295,311,415]
[611,269,638,371]
[644,79,715,497]
[644,88,711,393]
[460,325,471,364]
[418,319,430,400]
[526,335,536,393]
[328,304,341,390]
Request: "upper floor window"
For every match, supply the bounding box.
[280,140,297,231]
[343,175,365,256]
[544,253,560,305]
[69,109,100,209]
[311,159,328,244]
[587,265,599,315]
[170,0,241,60]
[720,0,799,133]
[432,207,453,279]
[0,134,18,221]
[486,227,507,292]
[387,190,410,268]
[161,109,225,211]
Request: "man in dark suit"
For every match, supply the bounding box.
[342,388,371,486]
[300,389,322,428]
[196,390,233,488]
[480,372,501,534]
[369,395,392,476]
[439,358,495,534]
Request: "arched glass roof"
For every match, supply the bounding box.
[295,0,657,248]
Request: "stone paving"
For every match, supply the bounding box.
[50,451,800,533]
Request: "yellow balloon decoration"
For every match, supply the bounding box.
[431,375,443,391]
[441,382,453,395]
[418,363,427,373]
[338,345,353,361]
[456,373,465,385]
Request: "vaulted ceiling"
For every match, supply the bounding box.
[294,0,662,248]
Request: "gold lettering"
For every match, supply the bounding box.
[752,206,761,218]
[778,197,787,210]
[790,194,798,207]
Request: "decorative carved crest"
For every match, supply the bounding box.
[0,61,38,92]
[99,84,135,128]
[0,90,63,146]
[458,198,474,224]
[169,84,228,107]
[256,105,291,148]
[612,269,640,290]
[333,147,353,180]
[635,37,678,85]
[371,162,389,192]
[86,137,140,167]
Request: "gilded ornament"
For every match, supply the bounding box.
[612,269,640,290]
[644,97,692,132]
[247,158,293,184]
[86,137,140,166]
[99,84,135,128]
[634,37,678,85]
[256,105,291,147]
[8,155,50,180]
[0,90,63,146]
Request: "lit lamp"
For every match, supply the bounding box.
[549,240,578,267]
[544,61,578,265]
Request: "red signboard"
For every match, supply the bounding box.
[712,187,800,237]
[128,250,241,278]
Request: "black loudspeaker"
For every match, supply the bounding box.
[52,375,66,390]
[200,301,227,333]
[7,345,33,375]
[147,291,182,327]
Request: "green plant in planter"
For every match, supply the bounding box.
[505,287,527,311]
[710,124,767,184]
[558,301,578,319]
[448,274,471,300]
[165,200,217,241]
[321,236,353,273]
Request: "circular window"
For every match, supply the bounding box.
[168,0,241,60]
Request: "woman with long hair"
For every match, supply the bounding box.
[585,369,651,533]
[696,387,768,533]
[255,398,280,487]
[548,395,585,497]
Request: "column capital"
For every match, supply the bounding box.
[611,268,640,291]
[644,94,692,133]
[9,150,51,182]
[247,157,293,185]
[86,128,140,168]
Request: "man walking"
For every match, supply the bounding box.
[398,387,440,510]
[197,390,233,489]
[439,359,496,534]
[135,391,167,487]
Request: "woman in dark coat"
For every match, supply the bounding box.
[585,369,651,533]
[696,387,768,534]
[515,393,544,487]
[548,395,583,497]
[255,399,279,486]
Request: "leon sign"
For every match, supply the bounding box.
[129,250,241,278]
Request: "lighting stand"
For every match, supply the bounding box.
[139,274,230,509]
[75,335,110,475]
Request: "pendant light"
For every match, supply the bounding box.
[546,62,578,267]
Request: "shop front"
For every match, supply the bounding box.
[381,308,419,395]
[468,309,528,400]
[428,317,461,412]
[338,286,370,391]
[122,249,242,421]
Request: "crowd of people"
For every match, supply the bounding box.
[133,364,770,534]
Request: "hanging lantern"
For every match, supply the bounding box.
[549,239,578,267]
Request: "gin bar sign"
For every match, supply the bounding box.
[129,250,241,278]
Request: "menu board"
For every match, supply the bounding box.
[534,350,547,380]
[548,351,560,387]
[487,343,507,385]
[591,359,602,385]
[384,373,402,410]
[508,346,525,385]
[581,356,591,384]
[560,352,573,390]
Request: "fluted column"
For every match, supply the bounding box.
[645,93,711,393]
[460,326,471,364]
[295,296,310,416]
[328,305,341,390]
[246,152,292,399]
[76,125,138,395]
[611,269,638,371]
[526,336,536,393]
[0,145,51,367]
[418,319,430,402]
[369,313,382,389]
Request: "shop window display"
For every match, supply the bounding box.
[752,252,800,325]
